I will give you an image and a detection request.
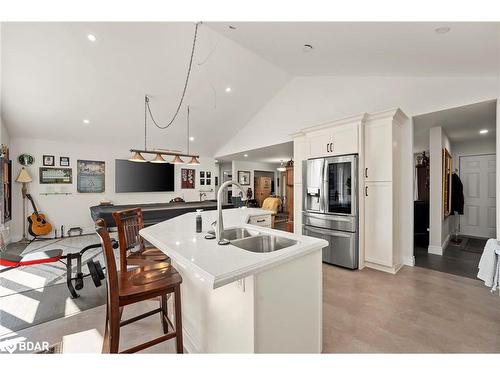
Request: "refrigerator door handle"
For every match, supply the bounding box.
[304,225,352,238]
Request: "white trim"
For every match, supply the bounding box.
[181,327,199,354]
[441,233,450,252]
[364,261,403,274]
[428,245,443,255]
[403,255,415,266]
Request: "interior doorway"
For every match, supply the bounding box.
[216,141,294,232]
[412,100,497,279]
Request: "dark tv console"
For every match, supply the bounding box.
[90,200,234,229]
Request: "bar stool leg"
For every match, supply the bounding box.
[102,306,110,353]
[160,295,168,333]
[109,304,121,353]
[174,285,183,353]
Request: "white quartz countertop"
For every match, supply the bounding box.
[140,207,328,289]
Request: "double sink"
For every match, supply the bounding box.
[207,227,297,253]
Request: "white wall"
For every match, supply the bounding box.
[9,136,218,241]
[428,126,452,255]
[216,76,498,157]
[452,137,496,162]
[0,22,12,244]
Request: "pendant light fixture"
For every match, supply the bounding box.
[277,160,286,172]
[171,154,185,164]
[150,153,167,163]
[129,151,146,162]
[128,23,202,165]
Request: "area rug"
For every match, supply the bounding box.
[447,236,486,254]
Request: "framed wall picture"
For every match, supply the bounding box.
[77,160,105,193]
[206,178,211,185]
[200,178,205,186]
[206,171,211,178]
[442,148,452,218]
[237,171,251,185]
[43,155,55,166]
[60,157,70,167]
[181,168,195,189]
[39,167,72,184]
[200,171,205,178]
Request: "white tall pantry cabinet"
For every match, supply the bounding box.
[293,108,409,274]
[363,109,408,273]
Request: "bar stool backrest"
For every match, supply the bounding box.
[112,208,146,272]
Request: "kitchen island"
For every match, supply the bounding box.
[140,207,328,353]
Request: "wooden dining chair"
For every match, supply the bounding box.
[112,208,168,273]
[95,219,183,353]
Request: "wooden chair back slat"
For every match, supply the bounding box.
[112,208,146,272]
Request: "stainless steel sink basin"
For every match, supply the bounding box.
[230,235,297,253]
[206,227,259,241]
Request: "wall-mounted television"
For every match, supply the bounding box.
[115,159,175,193]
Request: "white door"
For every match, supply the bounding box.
[460,154,496,238]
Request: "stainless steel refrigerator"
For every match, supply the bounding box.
[302,155,359,269]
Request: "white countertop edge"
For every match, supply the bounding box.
[140,208,328,290]
[210,240,325,289]
[141,223,328,290]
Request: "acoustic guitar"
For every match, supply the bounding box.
[26,193,53,237]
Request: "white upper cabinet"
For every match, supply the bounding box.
[304,117,362,159]
[364,118,393,182]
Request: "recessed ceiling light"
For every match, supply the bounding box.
[479,129,489,134]
[83,119,90,124]
[225,87,232,93]
[434,27,450,34]
[189,136,195,141]
[87,34,97,42]
[303,44,314,52]
[244,154,248,157]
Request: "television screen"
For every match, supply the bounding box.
[115,159,175,193]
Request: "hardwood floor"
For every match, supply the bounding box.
[4,262,499,353]
[323,264,500,353]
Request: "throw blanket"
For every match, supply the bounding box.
[477,238,500,294]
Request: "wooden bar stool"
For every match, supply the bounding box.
[95,219,183,353]
[113,208,168,272]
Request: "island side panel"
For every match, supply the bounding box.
[170,259,255,353]
[253,249,323,353]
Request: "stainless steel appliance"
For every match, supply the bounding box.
[303,155,358,269]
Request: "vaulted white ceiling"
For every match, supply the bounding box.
[0,22,290,155]
[209,22,499,76]
[2,22,499,158]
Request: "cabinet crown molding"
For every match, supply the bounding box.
[366,108,408,124]
[300,113,368,134]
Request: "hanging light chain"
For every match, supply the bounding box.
[146,22,200,130]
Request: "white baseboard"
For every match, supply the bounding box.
[364,261,401,274]
[428,234,450,256]
[428,245,443,255]
[442,234,451,251]
[403,256,415,266]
